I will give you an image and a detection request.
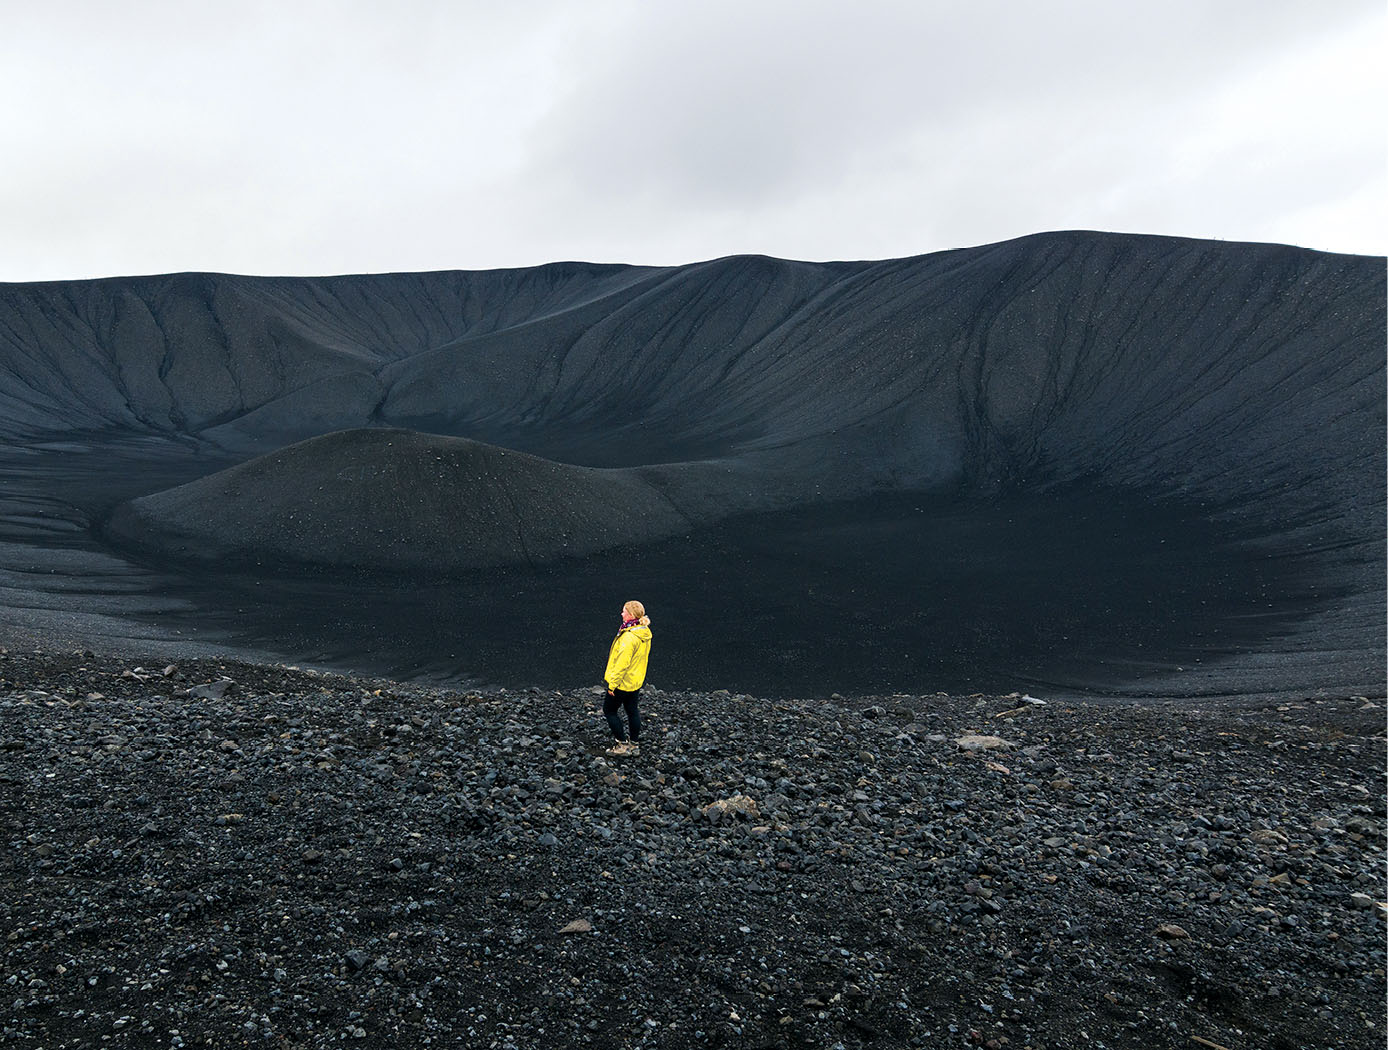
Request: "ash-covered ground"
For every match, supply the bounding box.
[2,649,1383,1050]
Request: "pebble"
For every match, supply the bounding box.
[0,650,1380,1050]
[955,734,1015,751]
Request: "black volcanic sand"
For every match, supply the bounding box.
[2,650,1384,1050]
[126,486,1355,700]
[0,433,1363,699]
[105,429,693,573]
[0,232,1384,698]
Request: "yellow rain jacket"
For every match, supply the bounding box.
[604,624,652,692]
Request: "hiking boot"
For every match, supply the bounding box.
[606,741,631,756]
[627,741,641,755]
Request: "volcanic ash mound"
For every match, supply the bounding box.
[105,428,691,572]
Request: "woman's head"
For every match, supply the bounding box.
[622,600,650,627]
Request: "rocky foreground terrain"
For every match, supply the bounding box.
[1,649,1383,1050]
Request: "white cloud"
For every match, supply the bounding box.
[0,0,1381,280]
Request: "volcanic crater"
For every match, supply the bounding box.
[0,230,1382,696]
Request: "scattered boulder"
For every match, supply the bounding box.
[702,795,761,821]
[955,734,1015,751]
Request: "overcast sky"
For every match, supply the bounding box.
[3,0,1384,281]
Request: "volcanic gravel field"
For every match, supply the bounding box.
[2,649,1383,1050]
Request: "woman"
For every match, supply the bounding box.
[603,600,652,755]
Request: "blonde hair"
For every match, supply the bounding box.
[623,600,651,627]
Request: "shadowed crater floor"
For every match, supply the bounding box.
[0,231,1382,699]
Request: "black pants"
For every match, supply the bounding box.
[603,688,641,742]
